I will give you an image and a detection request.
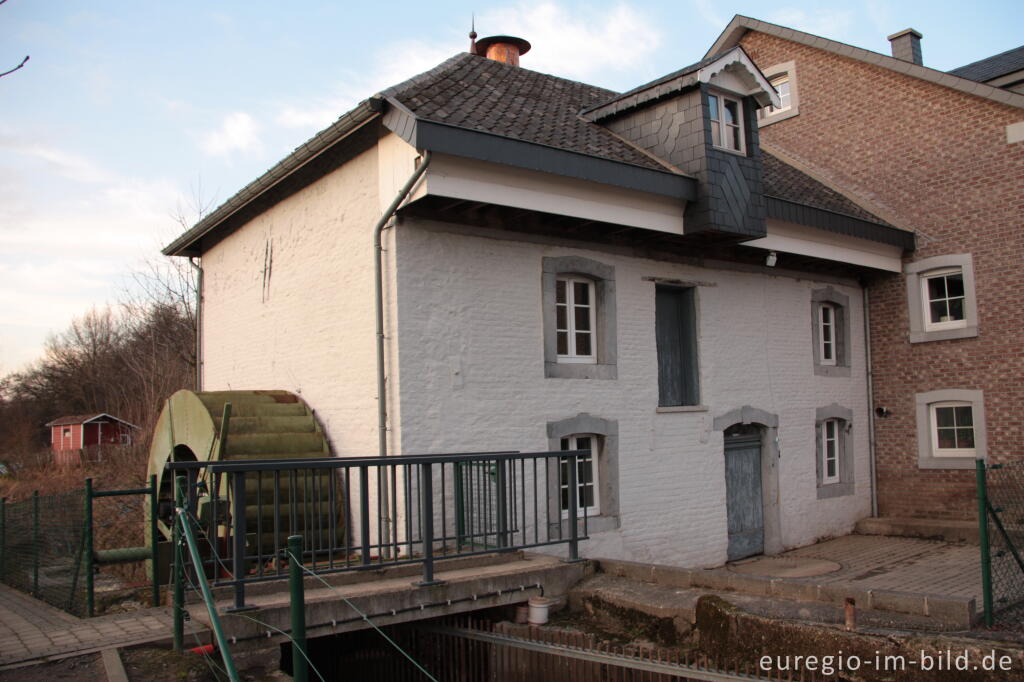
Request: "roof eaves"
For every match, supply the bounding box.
[705,15,1024,110]
[162,98,382,257]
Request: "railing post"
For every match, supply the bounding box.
[977,458,994,627]
[566,453,580,563]
[359,465,371,566]
[32,490,39,598]
[496,459,509,549]
[228,471,250,611]
[149,473,160,607]
[84,480,94,616]
[416,462,444,586]
[288,535,309,682]
[173,474,185,652]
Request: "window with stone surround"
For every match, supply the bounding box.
[815,404,854,498]
[758,61,800,126]
[542,256,617,379]
[905,254,978,343]
[811,287,850,377]
[915,389,987,469]
[546,414,619,534]
[558,434,599,517]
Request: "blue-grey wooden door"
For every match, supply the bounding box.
[724,428,764,561]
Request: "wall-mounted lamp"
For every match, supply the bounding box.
[875,406,891,418]
[765,251,778,267]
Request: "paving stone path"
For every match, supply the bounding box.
[0,584,191,669]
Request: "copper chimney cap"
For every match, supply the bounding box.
[474,35,531,66]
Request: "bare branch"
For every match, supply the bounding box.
[0,55,28,79]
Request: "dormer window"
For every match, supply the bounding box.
[708,92,744,153]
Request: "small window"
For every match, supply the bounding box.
[767,75,791,114]
[922,268,966,331]
[556,277,596,363]
[818,303,837,366]
[559,435,599,517]
[708,92,744,153]
[757,62,800,127]
[63,428,71,437]
[820,419,840,484]
[930,402,975,457]
[655,285,700,406]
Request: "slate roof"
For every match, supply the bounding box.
[383,53,667,170]
[948,45,1024,83]
[761,152,892,226]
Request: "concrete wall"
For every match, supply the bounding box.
[739,30,1024,520]
[394,219,871,568]
[200,146,385,458]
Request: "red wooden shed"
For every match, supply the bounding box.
[45,413,138,464]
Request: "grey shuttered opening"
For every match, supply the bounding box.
[655,285,699,406]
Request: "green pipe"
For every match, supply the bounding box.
[977,459,993,627]
[32,491,39,597]
[288,535,309,682]
[173,475,184,652]
[177,477,240,682]
[85,479,94,617]
[149,474,159,607]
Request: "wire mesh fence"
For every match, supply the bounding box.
[980,459,1024,629]
[91,492,154,614]
[0,490,88,616]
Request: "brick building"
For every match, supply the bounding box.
[707,17,1024,520]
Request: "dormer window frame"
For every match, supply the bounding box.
[757,61,800,127]
[708,90,746,155]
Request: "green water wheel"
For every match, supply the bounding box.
[147,390,341,567]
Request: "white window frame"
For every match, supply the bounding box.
[818,303,837,367]
[921,267,967,332]
[559,434,600,518]
[765,74,791,114]
[555,276,597,364]
[708,92,745,153]
[820,419,841,485]
[930,401,976,458]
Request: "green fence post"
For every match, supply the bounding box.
[173,474,185,652]
[149,474,159,607]
[977,459,994,627]
[32,491,39,598]
[288,535,309,682]
[84,479,94,617]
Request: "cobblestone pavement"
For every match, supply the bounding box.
[0,584,192,668]
[784,535,981,599]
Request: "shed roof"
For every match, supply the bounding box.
[46,413,139,428]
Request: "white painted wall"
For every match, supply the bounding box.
[394,219,872,568]
[200,146,385,459]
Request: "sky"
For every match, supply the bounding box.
[1,0,1020,373]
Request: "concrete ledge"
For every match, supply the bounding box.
[855,516,978,545]
[594,557,976,629]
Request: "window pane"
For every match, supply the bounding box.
[556,304,567,330]
[574,306,591,331]
[556,331,568,355]
[957,428,975,448]
[580,485,594,508]
[574,281,590,305]
[729,126,741,150]
[575,436,591,451]
[710,120,720,146]
[823,341,833,360]
[955,406,973,427]
[724,100,738,125]
[556,279,566,304]
[937,428,957,449]
[946,274,964,297]
[927,276,947,300]
[575,332,592,356]
[560,488,569,510]
[827,458,837,478]
[821,306,832,325]
[948,297,965,321]
[935,407,956,427]
[560,438,569,450]
[578,460,593,484]
[929,300,948,323]
[708,96,719,121]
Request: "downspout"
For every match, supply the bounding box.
[863,282,879,518]
[189,257,203,391]
[374,150,432,544]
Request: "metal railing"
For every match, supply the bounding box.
[976,458,1024,629]
[167,449,590,609]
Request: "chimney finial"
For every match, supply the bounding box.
[469,15,478,55]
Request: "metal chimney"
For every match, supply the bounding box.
[887,28,923,65]
[474,35,531,66]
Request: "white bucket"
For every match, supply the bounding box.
[527,596,554,625]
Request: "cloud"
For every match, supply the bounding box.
[200,111,262,157]
[690,0,727,29]
[766,8,854,38]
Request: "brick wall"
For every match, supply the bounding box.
[739,31,1024,519]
